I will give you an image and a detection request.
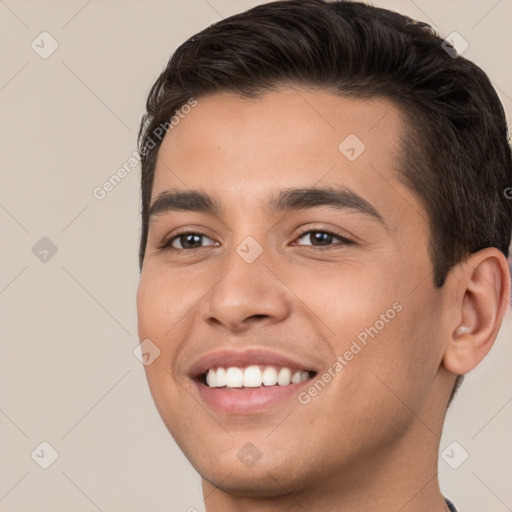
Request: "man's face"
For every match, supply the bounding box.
[137,88,450,494]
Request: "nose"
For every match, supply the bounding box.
[200,246,291,332]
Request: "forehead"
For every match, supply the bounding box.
[152,87,414,220]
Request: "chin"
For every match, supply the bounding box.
[200,467,308,499]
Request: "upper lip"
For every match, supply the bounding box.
[188,348,320,379]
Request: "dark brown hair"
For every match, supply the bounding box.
[138,0,512,400]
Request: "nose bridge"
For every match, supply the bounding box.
[200,230,290,329]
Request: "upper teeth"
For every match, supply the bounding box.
[205,365,310,388]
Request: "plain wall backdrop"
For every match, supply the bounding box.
[1,1,511,510]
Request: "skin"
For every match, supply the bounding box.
[136,87,510,512]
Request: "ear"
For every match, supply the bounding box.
[443,248,511,375]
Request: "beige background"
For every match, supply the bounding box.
[1,0,511,510]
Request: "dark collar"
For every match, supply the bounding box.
[445,498,458,511]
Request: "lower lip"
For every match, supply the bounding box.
[193,378,311,414]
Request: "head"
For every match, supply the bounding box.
[136,0,511,503]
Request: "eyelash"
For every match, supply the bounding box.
[159,228,354,252]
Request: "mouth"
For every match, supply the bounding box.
[188,348,320,414]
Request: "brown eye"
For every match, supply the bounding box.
[163,232,216,250]
[295,230,352,248]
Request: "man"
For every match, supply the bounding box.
[136,1,511,510]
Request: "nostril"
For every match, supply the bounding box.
[249,314,269,321]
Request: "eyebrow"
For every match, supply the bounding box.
[148,186,386,227]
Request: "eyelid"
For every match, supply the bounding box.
[292,226,354,246]
[159,225,353,252]
[159,228,217,250]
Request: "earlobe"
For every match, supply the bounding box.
[443,248,511,376]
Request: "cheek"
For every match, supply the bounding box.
[136,266,205,381]
[136,267,190,338]
[136,273,167,341]
[282,259,399,340]
[292,259,439,404]
[136,272,184,424]
[359,292,445,413]
[136,271,183,387]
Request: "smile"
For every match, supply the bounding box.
[188,348,320,413]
